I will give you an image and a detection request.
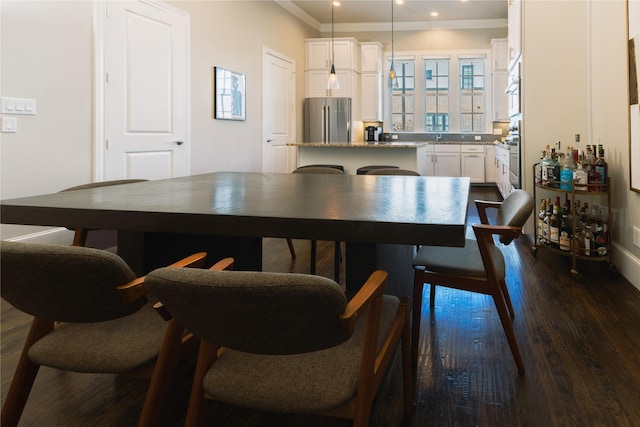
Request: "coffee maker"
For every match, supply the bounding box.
[364,123,382,142]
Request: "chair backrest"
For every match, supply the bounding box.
[145,268,350,355]
[365,168,420,176]
[495,189,535,244]
[292,166,344,175]
[0,241,142,323]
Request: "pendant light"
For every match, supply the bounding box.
[389,0,398,88]
[327,3,340,93]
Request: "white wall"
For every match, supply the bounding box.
[521,0,640,287]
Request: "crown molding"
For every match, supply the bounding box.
[274,0,321,30]
[322,18,507,33]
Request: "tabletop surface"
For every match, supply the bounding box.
[1,172,470,246]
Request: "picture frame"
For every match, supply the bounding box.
[628,0,640,191]
[214,66,246,121]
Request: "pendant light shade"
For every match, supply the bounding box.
[327,4,340,93]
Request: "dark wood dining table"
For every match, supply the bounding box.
[1,172,470,297]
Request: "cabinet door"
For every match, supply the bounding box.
[306,70,354,98]
[361,43,382,73]
[461,153,485,183]
[435,153,461,177]
[425,152,435,176]
[508,0,522,68]
[484,146,497,183]
[493,70,509,121]
[361,73,382,121]
[306,40,330,70]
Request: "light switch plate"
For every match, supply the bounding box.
[1,97,36,115]
[2,116,17,133]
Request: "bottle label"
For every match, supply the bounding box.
[550,226,559,244]
[595,166,606,184]
[559,232,571,251]
[584,237,591,256]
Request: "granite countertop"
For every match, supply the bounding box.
[290,140,498,147]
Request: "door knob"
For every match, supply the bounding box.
[267,138,274,143]
[174,140,184,145]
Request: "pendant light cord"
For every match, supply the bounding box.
[332,5,335,66]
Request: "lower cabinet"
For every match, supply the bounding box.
[495,144,511,198]
[484,145,497,183]
[425,144,461,177]
[461,145,485,183]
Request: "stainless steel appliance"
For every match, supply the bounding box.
[365,125,382,142]
[303,97,351,143]
[506,119,521,189]
[507,62,521,117]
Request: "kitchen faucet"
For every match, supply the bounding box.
[435,132,443,142]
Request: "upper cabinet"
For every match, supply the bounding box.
[360,42,384,122]
[305,38,361,72]
[507,0,522,70]
[491,38,509,121]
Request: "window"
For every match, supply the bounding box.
[424,58,450,132]
[390,60,415,132]
[458,57,486,132]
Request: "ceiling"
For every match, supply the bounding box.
[276,0,508,31]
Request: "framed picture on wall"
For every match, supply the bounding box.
[629,0,640,191]
[214,66,246,121]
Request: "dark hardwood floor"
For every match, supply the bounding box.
[2,186,639,426]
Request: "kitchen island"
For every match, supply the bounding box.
[291,142,429,175]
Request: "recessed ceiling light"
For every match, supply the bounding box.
[430,11,439,17]
[332,1,340,6]
[396,0,405,4]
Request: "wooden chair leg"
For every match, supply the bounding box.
[286,238,296,259]
[185,341,218,427]
[138,319,186,427]
[310,240,317,274]
[499,278,515,318]
[411,273,425,379]
[429,283,436,309]
[491,292,525,374]
[333,241,340,282]
[1,318,53,427]
[401,307,414,422]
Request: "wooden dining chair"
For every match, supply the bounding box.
[144,268,413,427]
[365,168,420,176]
[59,179,148,247]
[292,166,344,282]
[411,189,534,375]
[0,241,231,427]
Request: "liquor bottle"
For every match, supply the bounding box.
[535,150,545,184]
[595,147,608,188]
[574,161,588,191]
[584,224,595,257]
[547,148,560,188]
[560,155,573,191]
[596,222,609,256]
[538,199,547,244]
[542,198,552,244]
[541,145,551,185]
[574,225,586,256]
[549,202,560,249]
[559,210,571,252]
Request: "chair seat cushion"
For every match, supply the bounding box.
[413,238,505,280]
[28,303,167,373]
[201,295,400,414]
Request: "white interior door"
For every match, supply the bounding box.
[102,0,190,180]
[262,48,295,173]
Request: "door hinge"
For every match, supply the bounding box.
[105,138,109,150]
[105,72,109,83]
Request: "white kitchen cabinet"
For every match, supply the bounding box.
[507,0,522,69]
[306,38,360,71]
[361,72,383,122]
[495,144,512,199]
[491,38,509,121]
[306,69,359,98]
[361,42,383,73]
[425,144,461,177]
[484,145,497,183]
[461,145,485,183]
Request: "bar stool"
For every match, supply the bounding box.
[356,165,399,175]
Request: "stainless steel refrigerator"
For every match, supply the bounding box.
[303,97,351,143]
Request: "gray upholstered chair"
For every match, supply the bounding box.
[365,168,420,176]
[0,241,231,427]
[292,166,344,282]
[412,189,534,374]
[144,268,413,427]
[60,179,148,247]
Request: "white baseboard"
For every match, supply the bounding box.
[6,228,74,245]
[611,242,640,291]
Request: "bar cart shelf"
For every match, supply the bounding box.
[531,164,616,281]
